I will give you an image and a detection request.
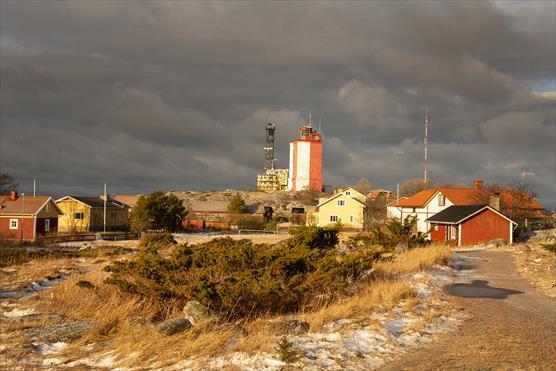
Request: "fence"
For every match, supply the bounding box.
[38,232,138,244]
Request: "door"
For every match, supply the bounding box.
[44,219,50,232]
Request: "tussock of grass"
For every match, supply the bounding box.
[373,245,452,277]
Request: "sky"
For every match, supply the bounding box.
[1,1,555,208]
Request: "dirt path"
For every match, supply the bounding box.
[381,250,556,370]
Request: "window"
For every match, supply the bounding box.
[433,225,439,231]
[44,219,50,232]
[9,219,18,229]
[345,191,351,196]
[45,203,51,212]
[329,215,339,222]
[438,194,446,206]
[349,215,354,223]
[337,200,346,207]
[75,212,84,220]
[111,212,117,221]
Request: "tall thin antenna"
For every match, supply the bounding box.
[103,184,107,233]
[309,112,312,127]
[318,117,322,133]
[33,179,36,197]
[424,106,429,183]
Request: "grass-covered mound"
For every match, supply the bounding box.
[104,227,382,318]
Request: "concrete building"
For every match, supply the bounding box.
[257,123,288,191]
[288,122,323,192]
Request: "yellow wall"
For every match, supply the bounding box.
[342,187,367,203]
[56,199,128,233]
[316,193,365,229]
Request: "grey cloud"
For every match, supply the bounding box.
[1,1,554,208]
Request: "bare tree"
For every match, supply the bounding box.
[0,174,18,195]
[399,178,433,197]
[353,177,372,194]
[363,194,388,231]
[471,183,540,229]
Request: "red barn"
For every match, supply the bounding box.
[0,192,62,241]
[426,205,517,247]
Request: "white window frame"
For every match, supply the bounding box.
[75,212,84,220]
[9,219,18,230]
[44,219,50,232]
[345,191,351,196]
[438,194,446,206]
[45,203,51,213]
[329,215,339,222]
[337,199,346,207]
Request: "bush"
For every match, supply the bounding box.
[541,243,556,254]
[104,226,381,319]
[76,280,95,289]
[277,336,297,363]
[348,216,429,251]
[140,232,176,251]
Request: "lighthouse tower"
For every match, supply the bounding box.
[288,119,323,192]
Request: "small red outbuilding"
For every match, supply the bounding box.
[0,192,62,241]
[426,204,517,247]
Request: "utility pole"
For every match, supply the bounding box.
[33,179,36,197]
[20,193,24,242]
[424,106,429,183]
[103,184,107,233]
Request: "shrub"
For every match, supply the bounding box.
[541,243,556,254]
[139,232,176,251]
[348,216,429,251]
[76,280,95,289]
[228,193,248,214]
[104,226,382,319]
[277,336,297,363]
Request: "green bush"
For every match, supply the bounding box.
[348,216,429,251]
[76,280,94,289]
[104,226,381,319]
[277,336,297,363]
[139,232,176,251]
[541,243,556,254]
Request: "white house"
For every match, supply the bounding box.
[386,186,479,235]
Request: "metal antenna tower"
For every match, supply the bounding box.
[264,122,276,170]
[521,170,535,180]
[424,106,429,183]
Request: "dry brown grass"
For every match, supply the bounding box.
[373,244,452,277]
[30,244,453,368]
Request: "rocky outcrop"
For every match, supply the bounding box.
[23,320,95,343]
[267,319,310,335]
[183,301,214,325]
[152,318,191,336]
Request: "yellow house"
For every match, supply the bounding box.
[55,196,129,233]
[310,188,367,229]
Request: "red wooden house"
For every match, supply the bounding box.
[0,192,62,241]
[426,204,517,247]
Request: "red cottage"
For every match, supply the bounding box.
[426,205,517,247]
[0,192,62,241]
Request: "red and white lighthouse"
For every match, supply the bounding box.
[288,123,323,192]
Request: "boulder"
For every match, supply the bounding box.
[183,301,214,325]
[268,319,310,335]
[394,242,408,253]
[152,318,191,336]
[24,320,94,343]
[125,316,151,326]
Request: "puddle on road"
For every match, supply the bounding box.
[446,280,523,299]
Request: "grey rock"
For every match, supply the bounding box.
[23,320,95,343]
[395,242,408,252]
[6,312,66,324]
[125,316,151,326]
[152,318,191,336]
[183,300,214,325]
[268,319,310,335]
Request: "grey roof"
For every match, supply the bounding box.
[425,205,488,224]
[70,196,125,209]
[190,200,230,213]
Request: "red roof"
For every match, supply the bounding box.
[387,187,544,210]
[0,196,61,216]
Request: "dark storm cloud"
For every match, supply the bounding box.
[1,1,555,208]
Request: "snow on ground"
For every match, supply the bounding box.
[0,277,62,299]
[2,307,36,318]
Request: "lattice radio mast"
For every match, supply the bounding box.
[424,106,429,183]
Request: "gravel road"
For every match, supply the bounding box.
[381,250,556,370]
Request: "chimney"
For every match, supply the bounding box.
[489,193,500,210]
[473,179,484,190]
[9,191,18,201]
